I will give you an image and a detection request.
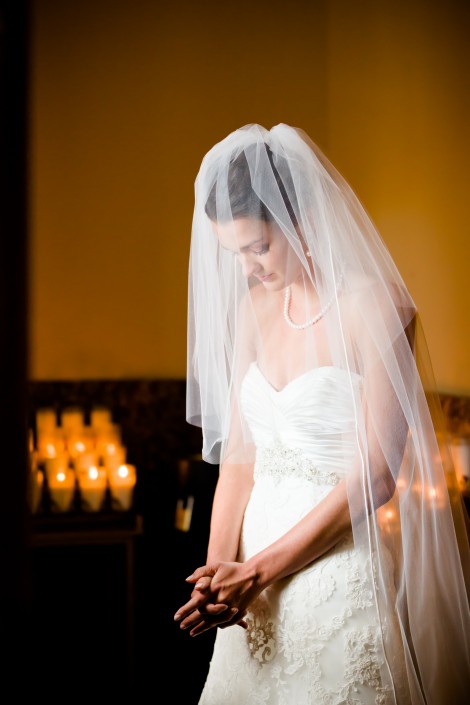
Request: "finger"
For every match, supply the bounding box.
[179,604,230,631]
[220,610,248,630]
[192,576,212,591]
[177,603,226,630]
[189,608,239,637]
[174,594,210,621]
[179,607,224,632]
[202,603,229,616]
[185,565,217,583]
[180,610,232,630]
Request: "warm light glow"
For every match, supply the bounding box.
[429,488,438,499]
[46,443,57,456]
[118,465,129,479]
[57,472,66,482]
[107,443,117,453]
[88,466,99,480]
[385,509,395,520]
[75,441,86,452]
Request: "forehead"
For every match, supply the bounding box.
[211,217,268,252]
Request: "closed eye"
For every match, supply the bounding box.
[223,242,270,260]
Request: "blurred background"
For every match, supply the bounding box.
[1,0,469,701]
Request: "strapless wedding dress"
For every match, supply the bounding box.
[199,363,405,705]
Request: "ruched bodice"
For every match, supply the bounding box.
[240,362,363,478]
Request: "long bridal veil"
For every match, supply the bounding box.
[186,123,470,704]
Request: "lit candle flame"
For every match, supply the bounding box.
[118,465,129,479]
[89,466,99,480]
[57,472,66,482]
[385,509,395,520]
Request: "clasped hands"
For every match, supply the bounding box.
[174,560,261,637]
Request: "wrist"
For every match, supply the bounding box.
[245,553,273,592]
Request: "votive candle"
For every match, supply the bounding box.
[29,469,44,514]
[108,464,136,511]
[78,466,107,512]
[48,468,76,513]
[44,452,70,482]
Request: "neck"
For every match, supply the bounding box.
[289,273,318,306]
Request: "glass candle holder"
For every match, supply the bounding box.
[175,495,194,532]
[36,408,57,436]
[29,469,44,514]
[103,445,127,473]
[44,452,70,482]
[77,466,107,512]
[29,429,34,454]
[108,464,136,511]
[60,406,85,436]
[48,467,76,513]
[95,426,122,463]
[67,428,96,461]
[37,430,66,463]
[74,450,100,475]
[90,406,112,433]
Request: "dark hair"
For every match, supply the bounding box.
[205,143,298,226]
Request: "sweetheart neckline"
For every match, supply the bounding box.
[250,361,362,394]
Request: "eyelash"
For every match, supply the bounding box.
[229,244,269,259]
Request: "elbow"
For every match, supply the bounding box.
[371,467,397,510]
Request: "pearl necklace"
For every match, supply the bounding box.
[283,273,343,330]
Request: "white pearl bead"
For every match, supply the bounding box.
[283,272,344,330]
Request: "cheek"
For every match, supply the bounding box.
[269,240,290,270]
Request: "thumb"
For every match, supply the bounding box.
[185,564,218,583]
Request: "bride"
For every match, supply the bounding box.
[174,123,470,705]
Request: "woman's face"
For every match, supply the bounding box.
[212,217,304,291]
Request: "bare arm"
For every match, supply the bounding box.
[205,460,254,564]
[175,475,352,634]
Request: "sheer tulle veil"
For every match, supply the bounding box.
[186,123,470,704]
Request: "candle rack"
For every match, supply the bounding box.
[29,404,137,518]
[31,469,137,519]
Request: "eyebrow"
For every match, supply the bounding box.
[220,237,264,253]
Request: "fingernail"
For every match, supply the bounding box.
[195,582,204,589]
[174,613,182,621]
[231,608,238,614]
[185,574,194,581]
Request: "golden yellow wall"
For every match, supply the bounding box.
[29,0,469,392]
[326,0,470,395]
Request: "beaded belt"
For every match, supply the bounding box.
[254,444,340,486]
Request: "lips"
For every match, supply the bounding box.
[258,274,272,282]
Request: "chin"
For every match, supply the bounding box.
[263,278,285,291]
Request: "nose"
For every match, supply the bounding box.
[238,252,261,278]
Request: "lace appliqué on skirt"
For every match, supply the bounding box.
[246,597,276,664]
[199,444,396,705]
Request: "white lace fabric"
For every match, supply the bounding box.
[199,367,405,705]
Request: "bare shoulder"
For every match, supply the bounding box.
[339,272,377,321]
[341,273,416,351]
